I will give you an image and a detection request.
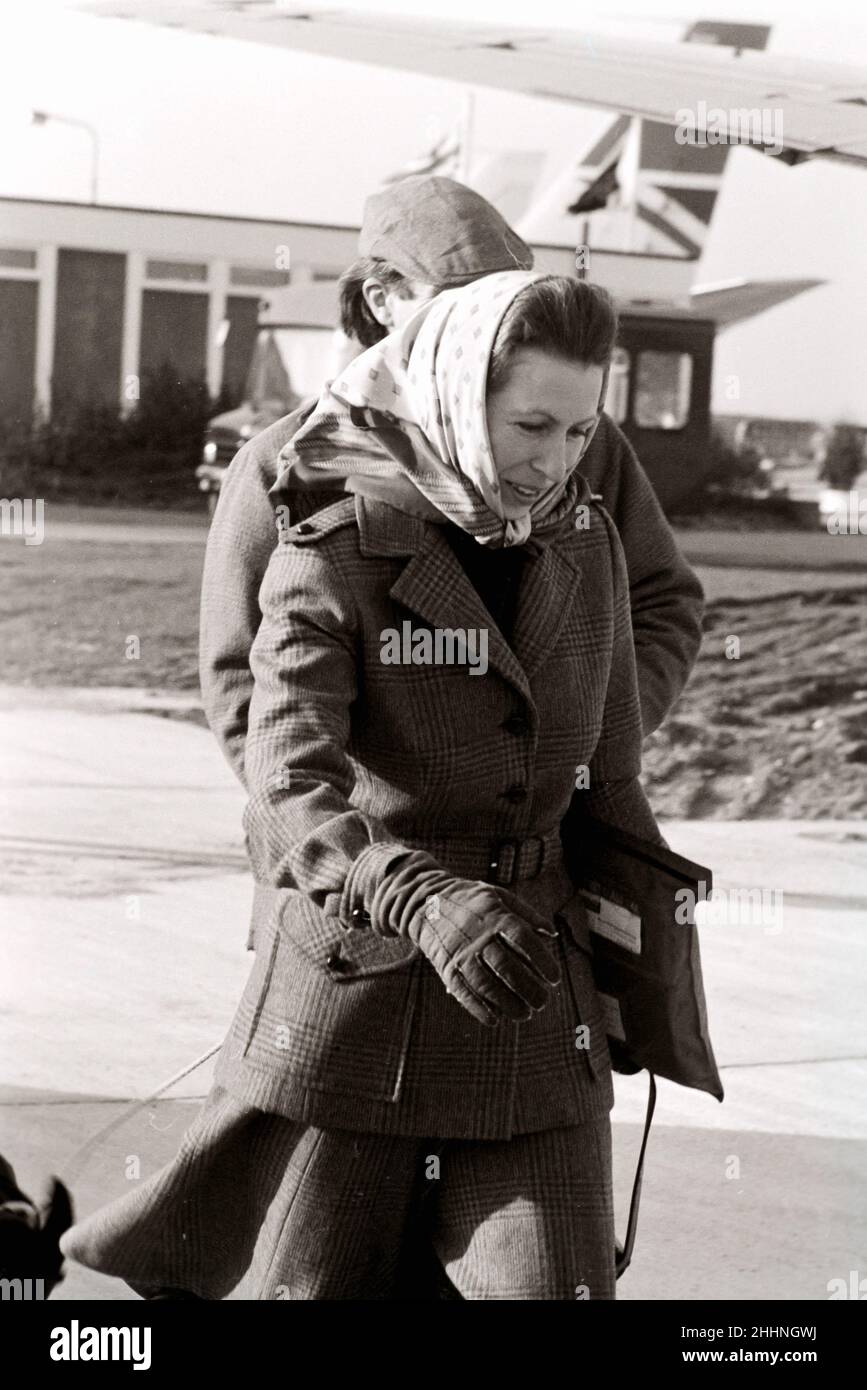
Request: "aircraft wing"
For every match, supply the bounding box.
[687,277,824,327]
[78,3,867,167]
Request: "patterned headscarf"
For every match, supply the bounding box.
[276,270,608,548]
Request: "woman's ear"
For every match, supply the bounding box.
[361,276,392,329]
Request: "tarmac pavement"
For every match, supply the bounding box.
[30,504,867,559]
[1,691,865,1302]
[24,506,867,607]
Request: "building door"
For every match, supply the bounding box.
[616,315,714,512]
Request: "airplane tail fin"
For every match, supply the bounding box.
[519,19,771,255]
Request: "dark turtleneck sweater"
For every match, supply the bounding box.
[442,523,530,644]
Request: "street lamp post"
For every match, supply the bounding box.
[31,110,100,203]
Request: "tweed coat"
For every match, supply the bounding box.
[211,483,666,1140]
[199,407,704,952]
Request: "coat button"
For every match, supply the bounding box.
[350,908,372,927]
[503,715,530,737]
[503,784,528,803]
[295,521,315,535]
[326,950,350,972]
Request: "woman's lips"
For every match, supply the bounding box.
[504,480,543,501]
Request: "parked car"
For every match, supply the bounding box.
[197,401,291,516]
[197,285,345,514]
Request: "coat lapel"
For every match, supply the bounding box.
[356,494,583,701]
[511,541,584,681]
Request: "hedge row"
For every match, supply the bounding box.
[0,365,231,508]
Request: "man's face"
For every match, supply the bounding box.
[361,274,443,337]
[382,278,439,330]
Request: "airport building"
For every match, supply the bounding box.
[0,194,676,425]
[0,193,814,511]
[0,196,361,423]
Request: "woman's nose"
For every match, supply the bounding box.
[530,439,574,484]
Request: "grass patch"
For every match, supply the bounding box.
[0,539,203,689]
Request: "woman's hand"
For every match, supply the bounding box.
[368,851,561,1026]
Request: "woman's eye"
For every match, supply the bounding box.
[517,421,545,433]
[568,428,588,443]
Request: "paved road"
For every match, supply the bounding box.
[7,507,867,608]
[677,528,867,571]
[7,502,867,565]
[1,696,864,1301]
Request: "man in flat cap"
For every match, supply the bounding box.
[199,175,704,953]
[339,176,535,347]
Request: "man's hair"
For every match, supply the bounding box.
[337,257,417,349]
[488,277,618,391]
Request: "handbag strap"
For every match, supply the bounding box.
[615,1071,657,1280]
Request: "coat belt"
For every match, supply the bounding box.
[398,826,565,887]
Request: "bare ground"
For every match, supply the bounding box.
[644,586,867,819]
[3,538,865,819]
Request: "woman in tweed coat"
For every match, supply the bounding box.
[62,270,666,1300]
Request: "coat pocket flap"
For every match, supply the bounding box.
[276,890,420,977]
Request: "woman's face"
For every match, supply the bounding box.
[485,347,605,516]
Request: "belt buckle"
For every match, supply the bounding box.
[488,837,520,887]
[488,836,545,887]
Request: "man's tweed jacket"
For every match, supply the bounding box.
[212,484,666,1139]
[200,409,704,952]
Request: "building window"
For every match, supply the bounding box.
[606,347,630,425]
[145,258,208,282]
[229,266,290,288]
[0,280,38,425]
[222,296,262,404]
[634,351,692,430]
[139,289,208,382]
[0,248,37,271]
[52,248,126,412]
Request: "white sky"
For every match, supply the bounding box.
[1,0,867,422]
